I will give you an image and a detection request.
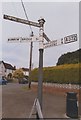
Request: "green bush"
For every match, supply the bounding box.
[30,64,80,84]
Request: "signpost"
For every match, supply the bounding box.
[3,14,78,119]
[4,14,45,116]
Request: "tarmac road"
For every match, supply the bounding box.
[2,83,78,119]
[0,86,2,119]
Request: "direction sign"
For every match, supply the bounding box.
[64,34,77,44]
[43,34,77,49]
[4,14,40,28]
[8,36,40,43]
[43,38,63,49]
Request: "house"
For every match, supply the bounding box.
[21,67,29,77]
[0,61,16,77]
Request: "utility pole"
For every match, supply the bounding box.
[28,32,33,89]
[28,42,33,88]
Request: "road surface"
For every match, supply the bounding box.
[2,83,79,119]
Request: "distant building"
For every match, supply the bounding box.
[0,61,16,77]
[21,67,29,76]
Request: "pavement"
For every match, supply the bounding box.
[1,83,80,119]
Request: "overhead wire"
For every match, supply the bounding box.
[21,0,33,36]
[21,0,33,88]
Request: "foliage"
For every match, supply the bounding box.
[30,64,80,84]
[57,49,81,65]
[13,68,24,79]
[30,68,38,82]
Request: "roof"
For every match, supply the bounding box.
[0,61,16,70]
[22,68,29,71]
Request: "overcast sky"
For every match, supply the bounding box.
[1,1,79,68]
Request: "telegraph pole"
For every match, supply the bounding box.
[28,41,33,88]
[28,32,33,89]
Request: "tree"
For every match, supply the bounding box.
[13,68,24,79]
[56,49,80,65]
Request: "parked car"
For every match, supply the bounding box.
[0,77,8,85]
[18,78,28,84]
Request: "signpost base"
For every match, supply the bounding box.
[29,98,43,119]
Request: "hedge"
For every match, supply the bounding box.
[30,64,80,84]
